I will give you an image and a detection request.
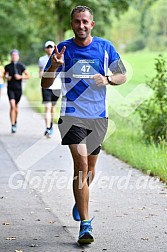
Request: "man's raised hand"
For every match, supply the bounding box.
[51,45,66,68]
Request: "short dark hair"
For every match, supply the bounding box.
[10,49,19,55]
[71,6,93,20]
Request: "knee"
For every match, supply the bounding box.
[74,159,88,176]
[10,103,16,110]
[45,104,52,112]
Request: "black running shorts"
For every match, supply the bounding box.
[58,116,108,155]
[7,88,22,104]
[42,88,60,105]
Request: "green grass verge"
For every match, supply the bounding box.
[103,112,167,182]
[24,65,44,113]
[25,51,167,183]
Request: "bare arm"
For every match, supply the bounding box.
[41,45,66,89]
[93,58,127,86]
[41,64,60,88]
[39,67,43,79]
[93,73,126,86]
[4,71,12,81]
[108,73,126,85]
[22,69,30,79]
[14,69,30,80]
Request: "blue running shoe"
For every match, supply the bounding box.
[78,218,94,244]
[44,128,52,138]
[72,203,80,221]
[49,126,54,135]
[11,124,17,133]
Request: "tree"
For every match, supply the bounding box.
[108,0,160,52]
[45,0,130,42]
[144,0,167,51]
[109,7,142,50]
[130,0,157,35]
[0,0,130,63]
[0,1,37,59]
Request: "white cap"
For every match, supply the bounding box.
[44,40,55,48]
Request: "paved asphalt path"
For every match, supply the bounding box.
[0,87,167,252]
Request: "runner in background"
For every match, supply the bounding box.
[5,49,30,133]
[39,41,61,138]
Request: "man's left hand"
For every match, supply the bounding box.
[93,74,108,86]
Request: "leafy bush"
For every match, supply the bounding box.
[147,35,167,52]
[137,55,167,144]
[125,37,145,52]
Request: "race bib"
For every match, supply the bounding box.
[72,59,99,78]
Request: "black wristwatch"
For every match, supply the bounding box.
[106,75,114,85]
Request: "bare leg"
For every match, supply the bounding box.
[9,99,17,125]
[51,105,54,125]
[70,144,89,221]
[69,144,99,221]
[44,102,52,128]
[87,154,98,185]
[15,103,19,123]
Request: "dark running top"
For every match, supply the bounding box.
[5,62,26,90]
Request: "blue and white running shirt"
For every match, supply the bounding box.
[45,36,120,119]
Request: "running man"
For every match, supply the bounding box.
[41,6,126,244]
[5,49,30,133]
[39,40,61,138]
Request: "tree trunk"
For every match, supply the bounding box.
[55,0,65,42]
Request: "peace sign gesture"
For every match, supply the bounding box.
[51,45,66,68]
